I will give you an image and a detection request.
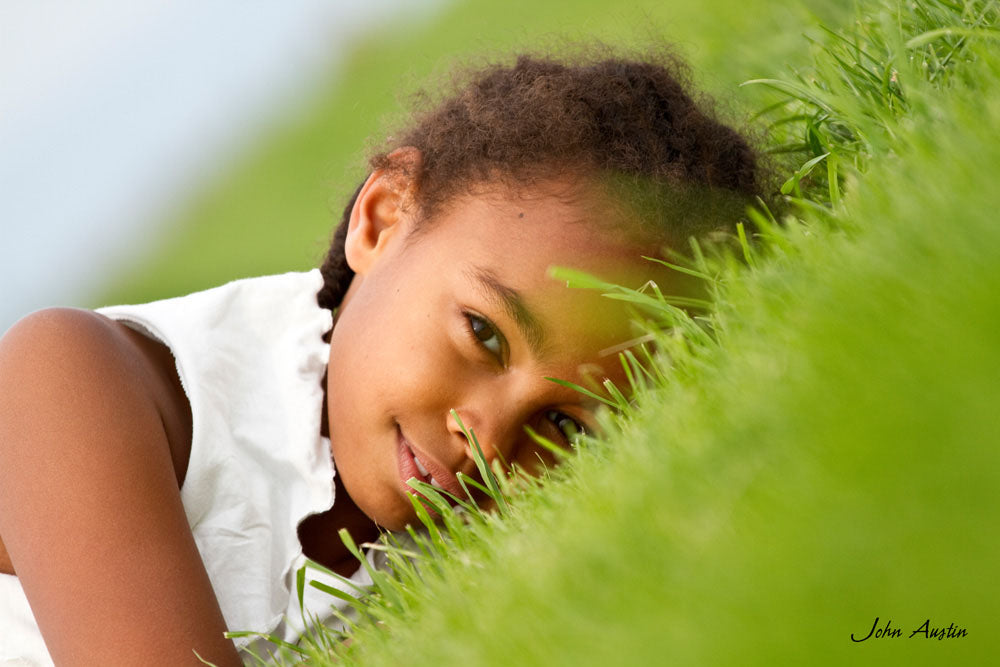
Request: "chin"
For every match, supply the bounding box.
[352,485,417,532]
[368,502,416,532]
[378,514,413,532]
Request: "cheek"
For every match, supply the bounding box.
[510,437,560,477]
[327,293,465,421]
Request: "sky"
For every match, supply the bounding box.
[0,0,442,333]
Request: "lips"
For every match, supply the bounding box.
[411,454,447,490]
[396,427,464,501]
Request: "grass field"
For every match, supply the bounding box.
[94,1,1000,665]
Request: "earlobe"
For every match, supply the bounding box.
[344,148,421,274]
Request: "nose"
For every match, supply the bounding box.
[447,408,495,464]
[446,404,520,470]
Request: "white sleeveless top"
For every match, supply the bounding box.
[0,270,375,665]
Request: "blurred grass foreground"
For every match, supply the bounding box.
[102,1,1000,665]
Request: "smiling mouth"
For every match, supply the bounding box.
[395,427,459,499]
[411,453,447,490]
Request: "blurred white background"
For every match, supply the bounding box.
[0,0,442,333]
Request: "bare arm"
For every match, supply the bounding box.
[0,308,241,666]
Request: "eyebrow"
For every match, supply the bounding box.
[467,268,547,356]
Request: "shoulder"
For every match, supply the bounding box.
[0,308,237,664]
[0,307,176,478]
[0,307,192,483]
[0,308,144,427]
[2,306,143,380]
[3,305,119,349]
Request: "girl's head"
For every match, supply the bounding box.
[319,49,762,529]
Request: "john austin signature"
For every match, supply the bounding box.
[851,617,968,642]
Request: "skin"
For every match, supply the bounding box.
[0,159,672,663]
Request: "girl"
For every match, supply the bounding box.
[0,50,761,665]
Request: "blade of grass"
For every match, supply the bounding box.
[450,409,509,514]
[906,26,1000,48]
[543,377,617,408]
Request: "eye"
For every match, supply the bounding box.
[465,313,506,362]
[545,410,586,443]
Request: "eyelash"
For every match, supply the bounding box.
[545,410,587,444]
[463,312,507,365]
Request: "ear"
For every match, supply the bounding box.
[344,147,422,275]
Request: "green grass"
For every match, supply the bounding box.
[260,2,998,666]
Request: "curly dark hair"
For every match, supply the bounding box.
[317,49,763,311]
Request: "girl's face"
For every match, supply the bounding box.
[326,173,666,530]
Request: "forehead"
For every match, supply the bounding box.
[421,180,653,267]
